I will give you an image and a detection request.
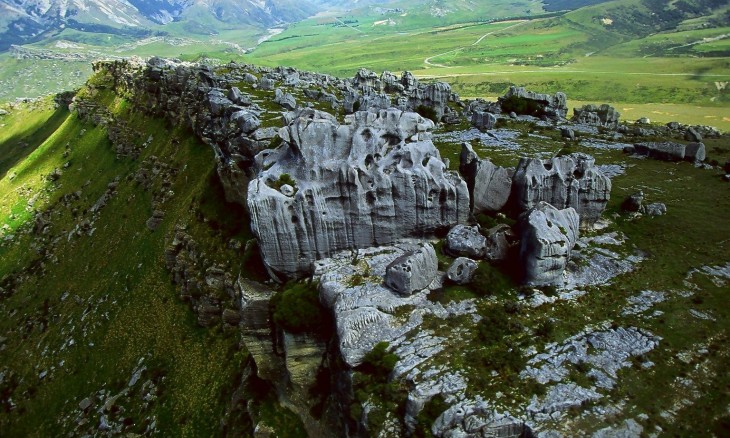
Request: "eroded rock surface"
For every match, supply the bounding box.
[512,153,611,228]
[519,202,579,286]
[573,104,620,129]
[446,257,478,285]
[248,108,469,277]
[445,224,486,259]
[314,242,476,367]
[385,243,438,295]
[459,142,512,214]
[500,86,568,119]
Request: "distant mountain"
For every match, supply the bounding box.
[0,0,330,51]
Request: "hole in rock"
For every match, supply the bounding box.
[365,154,374,169]
[382,132,401,146]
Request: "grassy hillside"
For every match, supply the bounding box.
[0,86,302,435]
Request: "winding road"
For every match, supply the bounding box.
[423,20,528,68]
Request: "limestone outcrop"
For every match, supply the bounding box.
[519,202,579,286]
[572,104,620,129]
[631,141,706,162]
[471,111,497,130]
[499,86,568,119]
[511,153,611,228]
[247,108,469,278]
[459,143,512,214]
[315,242,477,368]
[385,244,438,295]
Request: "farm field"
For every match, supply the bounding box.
[244,2,730,131]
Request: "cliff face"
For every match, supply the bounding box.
[247,108,469,278]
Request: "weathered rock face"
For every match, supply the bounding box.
[484,224,514,262]
[459,143,512,214]
[471,111,497,130]
[353,68,380,91]
[629,141,706,163]
[409,81,453,120]
[315,242,476,369]
[632,142,686,161]
[446,257,478,285]
[444,224,486,259]
[385,243,438,295]
[519,202,579,286]
[247,108,470,278]
[511,153,611,228]
[572,104,620,129]
[432,398,534,438]
[500,86,568,119]
[237,278,285,384]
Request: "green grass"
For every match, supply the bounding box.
[0,85,307,435]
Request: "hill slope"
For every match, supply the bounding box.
[1,57,729,437]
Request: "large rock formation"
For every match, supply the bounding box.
[499,86,568,119]
[511,153,611,228]
[247,108,469,278]
[459,143,512,214]
[572,104,621,129]
[519,202,579,286]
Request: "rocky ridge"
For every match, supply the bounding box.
[48,58,730,437]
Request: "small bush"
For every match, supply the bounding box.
[414,396,450,437]
[469,262,515,297]
[359,342,398,376]
[270,281,329,334]
[534,319,554,339]
[416,105,438,123]
[270,173,295,190]
[500,95,545,117]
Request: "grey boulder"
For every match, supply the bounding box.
[445,224,486,259]
[446,257,478,285]
[684,142,706,162]
[484,224,514,262]
[385,244,438,295]
[471,111,497,130]
[274,88,297,110]
[645,203,667,217]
